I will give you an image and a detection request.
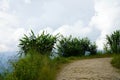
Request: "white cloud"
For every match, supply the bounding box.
[24,0,32,4]
[0,0,9,11]
[12,28,26,42]
[39,0,94,28]
[0,44,11,52]
[0,0,26,52]
[90,0,120,49]
[53,20,91,37]
[38,20,92,39]
[0,27,26,52]
[39,27,54,34]
[0,12,19,28]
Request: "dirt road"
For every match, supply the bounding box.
[57,58,120,80]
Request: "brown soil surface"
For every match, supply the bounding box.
[57,58,120,80]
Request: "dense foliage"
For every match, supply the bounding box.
[19,31,97,57]
[104,30,120,53]
[57,36,97,57]
[19,30,58,56]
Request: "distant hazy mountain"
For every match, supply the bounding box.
[0,51,17,73]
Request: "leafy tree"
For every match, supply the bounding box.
[80,38,90,55]
[105,30,120,53]
[57,35,97,57]
[89,42,97,55]
[57,36,82,57]
[19,30,58,56]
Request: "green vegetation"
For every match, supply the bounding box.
[19,30,58,56]
[0,29,120,80]
[104,30,120,54]
[5,51,56,80]
[0,74,3,80]
[57,36,97,57]
[111,54,120,69]
[0,51,71,80]
[103,30,120,69]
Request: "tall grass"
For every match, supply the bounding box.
[0,49,72,80]
[2,50,71,80]
[111,54,120,69]
[4,52,56,80]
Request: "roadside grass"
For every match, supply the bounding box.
[111,54,120,69]
[5,54,57,80]
[65,53,113,61]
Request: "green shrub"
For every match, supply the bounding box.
[19,30,58,56]
[111,54,120,69]
[104,30,120,54]
[57,36,83,57]
[89,42,97,55]
[57,35,97,57]
[0,74,4,80]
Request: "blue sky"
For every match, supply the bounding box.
[0,0,120,53]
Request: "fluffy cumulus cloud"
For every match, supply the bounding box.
[90,0,120,49]
[40,0,94,28]
[0,0,120,53]
[53,20,92,37]
[24,0,32,4]
[0,0,26,52]
[0,0,9,11]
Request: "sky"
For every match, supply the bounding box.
[0,0,120,53]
